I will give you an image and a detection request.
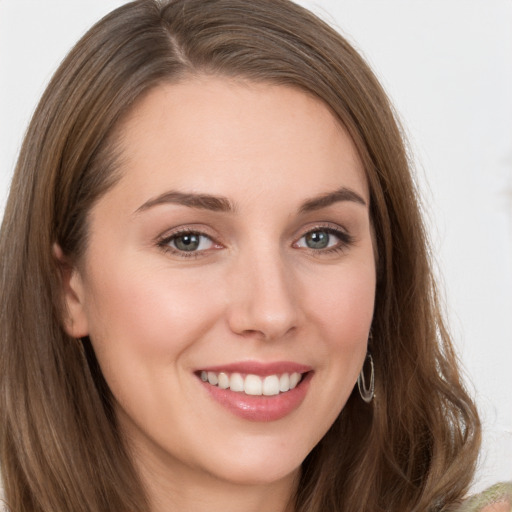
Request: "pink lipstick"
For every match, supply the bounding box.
[196,361,313,422]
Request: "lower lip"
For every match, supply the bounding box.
[200,372,312,422]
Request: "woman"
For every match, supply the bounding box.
[0,0,506,511]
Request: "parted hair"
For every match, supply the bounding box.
[0,1,480,511]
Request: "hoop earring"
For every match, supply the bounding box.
[357,353,375,403]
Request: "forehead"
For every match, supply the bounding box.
[110,76,368,208]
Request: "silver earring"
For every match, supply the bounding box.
[357,353,375,403]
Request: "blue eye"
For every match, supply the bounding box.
[163,232,215,253]
[295,227,351,252]
[303,230,332,249]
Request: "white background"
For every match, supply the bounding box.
[1,0,511,493]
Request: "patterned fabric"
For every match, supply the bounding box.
[458,482,512,512]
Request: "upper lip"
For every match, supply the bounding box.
[197,361,312,376]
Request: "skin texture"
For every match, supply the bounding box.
[61,77,377,512]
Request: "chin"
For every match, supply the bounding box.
[196,433,313,487]
[206,458,302,487]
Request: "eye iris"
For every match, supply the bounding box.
[174,233,200,251]
[305,231,329,249]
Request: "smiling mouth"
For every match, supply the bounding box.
[199,371,306,396]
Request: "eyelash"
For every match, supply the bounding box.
[157,224,354,258]
[157,228,218,259]
[295,225,355,255]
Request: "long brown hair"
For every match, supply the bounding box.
[0,1,480,511]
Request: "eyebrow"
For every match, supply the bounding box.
[134,186,366,215]
[135,191,234,214]
[298,187,367,213]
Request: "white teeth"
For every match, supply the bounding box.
[217,372,229,389]
[200,370,304,396]
[230,372,244,392]
[262,375,280,396]
[290,372,301,389]
[244,374,262,395]
[279,373,290,392]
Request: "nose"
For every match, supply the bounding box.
[225,246,300,341]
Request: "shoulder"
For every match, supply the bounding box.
[455,482,512,512]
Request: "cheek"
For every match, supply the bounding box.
[312,260,375,340]
[81,257,223,371]
[80,260,228,433]
[305,259,375,396]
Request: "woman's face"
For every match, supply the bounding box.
[63,77,376,488]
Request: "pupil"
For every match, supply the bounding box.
[175,234,200,251]
[306,231,329,249]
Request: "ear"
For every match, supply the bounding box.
[53,243,89,338]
